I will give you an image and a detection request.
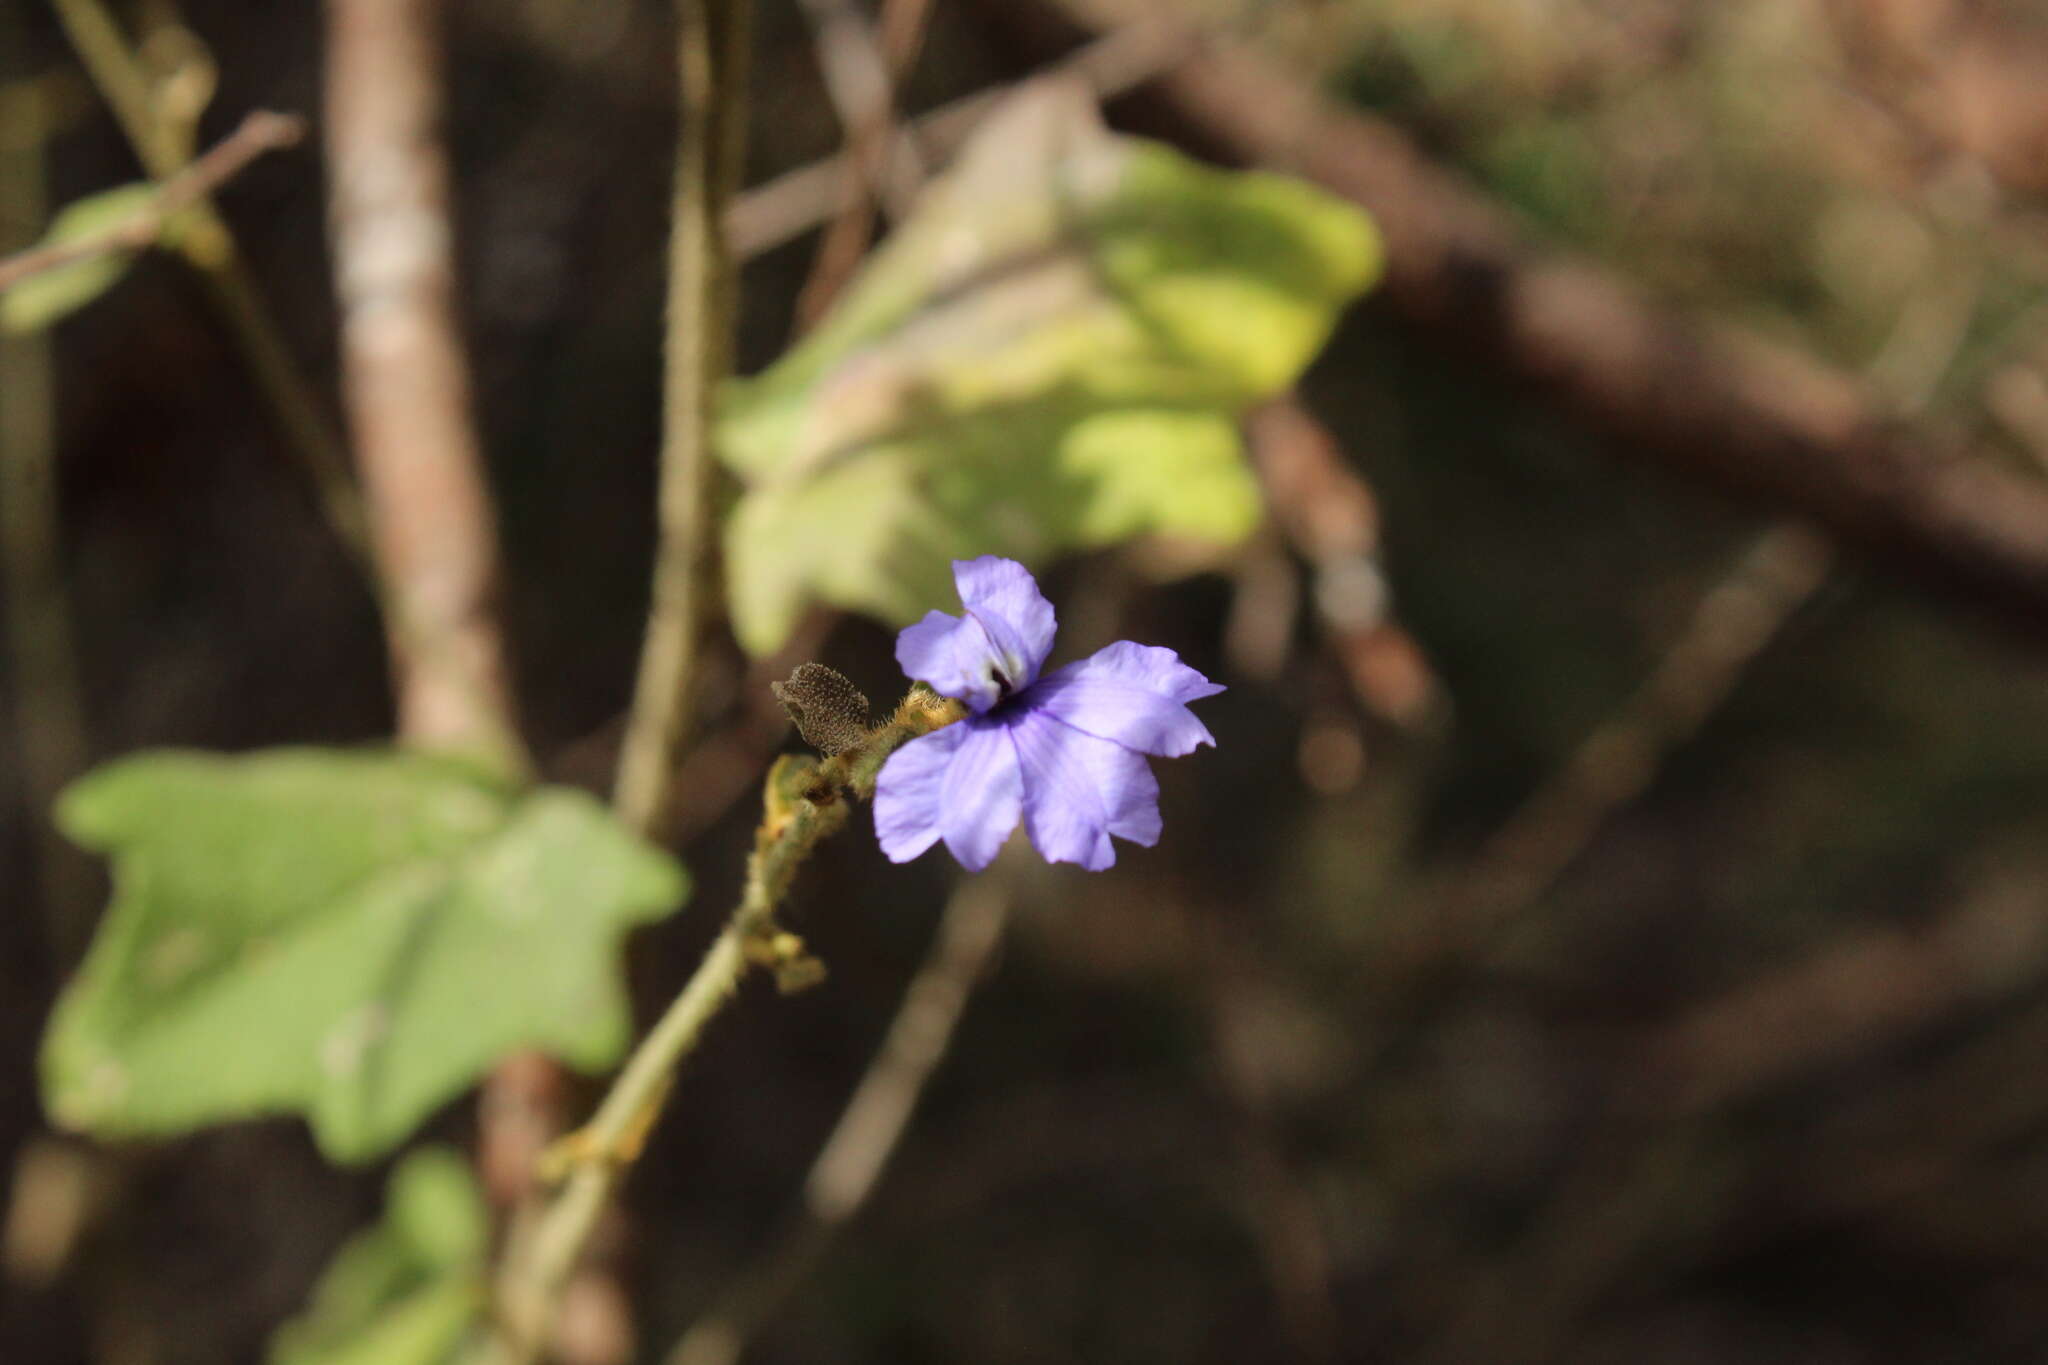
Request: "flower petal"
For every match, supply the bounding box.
[1026,641,1224,757]
[938,717,1025,870]
[1009,709,1162,870]
[955,557,1057,690]
[895,610,1006,714]
[874,717,1026,870]
[894,558,1059,714]
[873,723,966,863]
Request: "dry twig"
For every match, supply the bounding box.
[0,109,302,293]
[789,0,934,329]
[50,0,370,562]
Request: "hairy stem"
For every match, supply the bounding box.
[481,699,955,1364]
[614,0,753,836]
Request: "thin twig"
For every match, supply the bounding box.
[1248,400,1441,730]
[1444,525,1836,945]
[477,4,755,1356]
[789,0,933,330]
[613,0,754,836]
[723,18,1197,259]
[1385,249,1989,1009]
[1420,250,1991,1365]
[48,0,370,564]
[0,109,302,293]
[0,67,94,963]
[666,873,1014,1365]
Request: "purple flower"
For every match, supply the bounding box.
[874,557,1223,871]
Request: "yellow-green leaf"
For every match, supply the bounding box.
[1,183,155,334]
[717,83,1381,653]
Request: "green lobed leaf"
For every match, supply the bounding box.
[1,183,156,334]
[717,82,1382,653]
[41,748,688,1162]
[268,1147,486,1365]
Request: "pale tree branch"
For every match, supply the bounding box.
[323,0,524,773]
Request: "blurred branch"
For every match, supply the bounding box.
[1187,906,1340,1364]
[613,0,753,837]
[323,0,525,773]
[0,108,302,292]
[0,72,93,962]
[1442,525,1835,947]
[481,3,754,1358]
[789,0,933,329]
[667,873,1014,1365]
[1644,857,2048,1117]
[725,17,1196,258]
[323,0,550,1294]
[48,0,370,564]
[1247,400,1441,731]
[1417,259,1996,1363]
[977,0,2048,637]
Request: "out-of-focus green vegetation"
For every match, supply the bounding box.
[7,2,2048,1363]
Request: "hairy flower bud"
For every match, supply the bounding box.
[771,663,872,756]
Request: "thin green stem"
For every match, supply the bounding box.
[478,697,956,1364]
[0,66,94,962]
[47,0,371,564]
[614,0,753,835]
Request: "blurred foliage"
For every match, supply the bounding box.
[41,750,686,1161]
[268,1147,485,1365]
[9,1,2048,1364]
[0,182,153,333]
[719,83,1378,653]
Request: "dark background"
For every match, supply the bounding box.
[8,0,2048,1361]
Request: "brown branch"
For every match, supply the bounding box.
[977,0,2048,637]
[324,0,523,772]
[1248,400,1441,730]
[0,109,303,293]
[724,18,1196,259]
[789,0,933,330]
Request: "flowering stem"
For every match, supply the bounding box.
[478,696,958,1364]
